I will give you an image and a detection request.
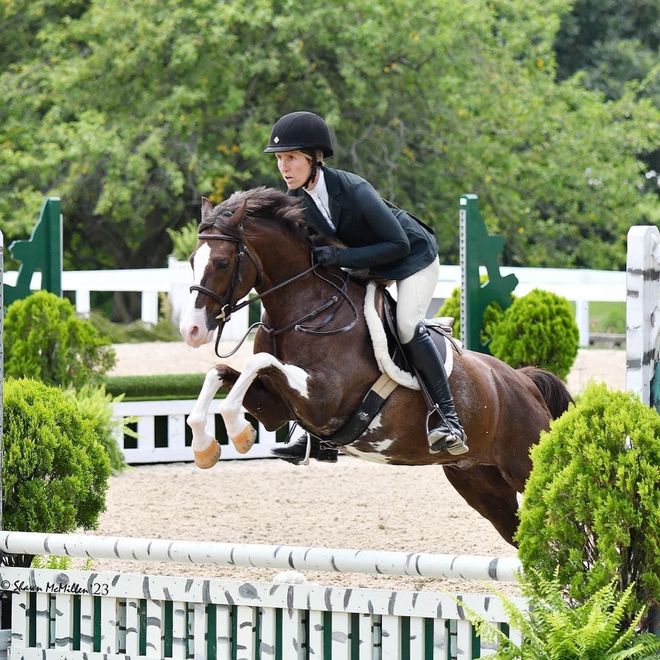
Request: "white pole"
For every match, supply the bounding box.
[0,531,522,582]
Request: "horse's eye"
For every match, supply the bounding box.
[213,257,230,269]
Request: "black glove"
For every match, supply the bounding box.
[312,246,341,266]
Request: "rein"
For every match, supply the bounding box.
[190,231,359,357]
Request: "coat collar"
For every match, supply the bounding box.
[322,167,343,229]
[286,166,343,235]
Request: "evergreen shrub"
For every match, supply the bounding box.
[4,291,116,389]
[3,378,111,534]
[489,288,578,379]
[516,384,660,631]
[64,384,128,473]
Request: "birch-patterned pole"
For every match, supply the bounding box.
[0,531,522,582]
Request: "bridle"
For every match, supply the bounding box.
[190,230,359,356]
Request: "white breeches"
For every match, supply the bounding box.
[395,259,440,344]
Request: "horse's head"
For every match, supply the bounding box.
[180,187,316,347]
[180,195,264,347]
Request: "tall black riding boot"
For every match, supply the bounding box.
[271,433,339,465]
[404,322,468,455]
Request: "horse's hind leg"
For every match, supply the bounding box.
[442,465,520,546]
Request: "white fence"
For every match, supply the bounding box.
[0,531,524,659]
[112,399,285,464]
[6,259,625,345]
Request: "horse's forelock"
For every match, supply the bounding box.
[201,187,310,241]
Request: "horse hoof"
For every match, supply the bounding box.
[194,441,221,468]
[232,423,257,454]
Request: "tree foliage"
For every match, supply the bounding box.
[0,0,657,288]
[554,0,659,102]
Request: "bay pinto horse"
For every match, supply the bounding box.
[179,187,572,546]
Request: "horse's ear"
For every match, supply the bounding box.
[229,200,248,226]
[201,197,214,223]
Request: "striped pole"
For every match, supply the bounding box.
[0,531,522,582]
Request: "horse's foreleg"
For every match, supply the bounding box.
[218,352,309,454]
[442,464,521,546]
[188,366,236,469]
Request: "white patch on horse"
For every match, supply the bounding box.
[370,438,395,452]
[365,413,383,432]
[218,352,310,439]
[192,243,211,285]
[340,445,393,464]
[180,243,214,346]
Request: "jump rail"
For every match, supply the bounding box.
[0,532,521,583]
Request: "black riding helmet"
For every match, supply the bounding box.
[264,111,334,157]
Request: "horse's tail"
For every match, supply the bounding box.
[519,366,573,419]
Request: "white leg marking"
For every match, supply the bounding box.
[218,353,310,438]
[188,368,223,451]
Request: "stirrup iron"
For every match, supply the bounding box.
[426,407,469,456]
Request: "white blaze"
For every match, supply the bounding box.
[180,243,215,347]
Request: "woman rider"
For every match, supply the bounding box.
[265,111,468,463]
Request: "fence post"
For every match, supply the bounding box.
[626,225,660,412]
[459,194,518,353]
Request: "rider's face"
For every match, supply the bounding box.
[276,151,312,190]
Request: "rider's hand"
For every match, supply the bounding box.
[312,246,341,266]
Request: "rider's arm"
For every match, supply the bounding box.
[336,182,410,269]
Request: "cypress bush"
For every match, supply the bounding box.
[4,290,116,389]
[64,384,128,473]
[516,384,660,631]
[489,288,578,379]
[3,378,111,536]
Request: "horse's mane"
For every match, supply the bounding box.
[199,187,314,244]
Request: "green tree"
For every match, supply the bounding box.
[489,289,579,379]
[0,0,657,306]
[554,0,659,102]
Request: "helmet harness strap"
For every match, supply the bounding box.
[302,150,319,190]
